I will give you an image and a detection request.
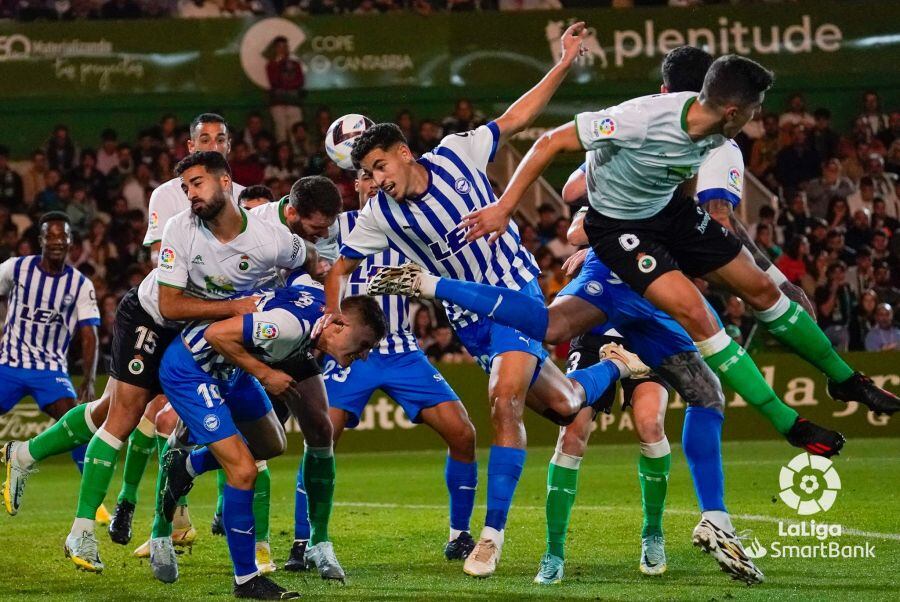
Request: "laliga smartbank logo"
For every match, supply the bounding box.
[743,453,875,561]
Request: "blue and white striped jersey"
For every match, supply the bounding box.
[337,210,416,355]
[339,122,540,327]
[181,283,324,380]
[0,255,100,372]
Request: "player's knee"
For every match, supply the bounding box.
[228,461,258,489]
[302,412,333,448]
[446,421,476,460]
[43,397,76,421]
[743,271,781,310]
[635,415,664,444]
[155,406,178,435]
[558,422,590,456]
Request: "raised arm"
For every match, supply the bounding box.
[324,256,363,315]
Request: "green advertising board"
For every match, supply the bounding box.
[1,352,896,455]
[0,1,897,161]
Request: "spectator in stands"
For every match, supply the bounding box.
[267,35,305,143]
[46,125,78,173]
[237,185,275,210]
[871,231,892,263]
[879,112,900,152]
[846,210,874,251]
[311,106,333,149]
[802,248,830,299]
[255,134,275,167]
[353,0,379,14]
[519,223,540,255]
[749,113,780,188]
[105,143,134,201]
[753,223,781,261]
[395,110,416,146]
[748,205,778,243]
[866,153,899,217]
[63,0,101,19]
[825,229,856,265]
[155,151,174,183]
[847,176,878,218]
[842,140,870,182]
[412,306,436,350]
[775,125,821,191]
[101,0,142,18]
[886,140,900,178]
[85,219,119,281]
[778,93,815,140]
[0,227,17,263]
[810,108,840,161]
[815,260,853,351]
[66,183,97,236]
[35,172,65,213]
[871,197,900,233]
[806,158,856,219]
[873,260,900,307]
[825,196,851,232]
[121,162,156,217]
[265,141,301,182]
[535,203,558,243]
[179,0,221,17]
[95,129,119,175]
[723,295,753,345]
[289,121,315,166]
[847,246,875,296]
[157,114,179,153]
[0,146,23,213]
[230,141,265,186]
[442,98,485,135]
[21,149,47,208]
[69,149,107,206]
[855,90,890,144]
[778,191,812,241]
[776,235,809,286]
[807,218,830,255]
[426,325,466,363]
[849,289,878,351]
[134,129,160,168]
[865,303,900,351]
[536,248,566,300]
[546,217,577,260]
[412,119,442,155]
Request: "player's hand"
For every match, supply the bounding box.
[77,378,95,405]
[312,311,339,338]
[558,21,587,67]
[260,369,295,396]
[460,203,511,244]
[229,296,261,316]
[562,248,589,276]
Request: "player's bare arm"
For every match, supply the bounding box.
[463,123,582,243]
[323,255,363,320]
[157,285,259,322]
[203,317,294,396]
[561,168,587,204]
[77,324,98,405]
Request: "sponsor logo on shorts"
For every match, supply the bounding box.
[618,233,639,251]
[159,247,176,272]
[695,209,711,234]
[454,178,471,194]
[238,254,250,271]
[128,358,144,375]
[255,322,279,340]
[637,253,657,273]
[590,117,616,138]
[433,373,444,382]
[585,280,603,296]
[203,414,220,432]
[728,167,742,191]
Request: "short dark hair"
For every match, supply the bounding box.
[759,205,776,219]
[857,245,872,258]
[189,113,229,138]
[341,295,387,343]
[174,151,232,178]
[39,211,71,227]
[289,175,342,218]
[350,123,407,169]
[661,46,713,93]
[859,176,874,188]
[239,185,274,203]
[700,55,774,108]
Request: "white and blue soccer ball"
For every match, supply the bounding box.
[325,113,374,170]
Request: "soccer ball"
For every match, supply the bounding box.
[325,114,374,170]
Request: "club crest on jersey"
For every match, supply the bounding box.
[618,233,639,251]
[590,117,616,138]
[585,280,603,296]
[62,294,74,305]
[203,414,220,432]
[128,358,144,375]
[159,247,176,271]
[728,167,742,191]
[637,253,657,273]
[454,178,471,194]
[255,322,279,340]
[238,254,250,271]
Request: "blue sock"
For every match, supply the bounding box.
[484,446,526,532]
[222,484,258,580]
[293,458,311,541]
[71,444,87,473]
[434,279,548,341]
[682,406,726,512]
[568,360,619,406]
[189,447,221,476]
[445,457,477,533]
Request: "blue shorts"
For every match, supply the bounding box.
[323,350,459,429]
[453,279,549,377]
[558,254,696,369]
[159,340,272,446]
[0,364,77,413]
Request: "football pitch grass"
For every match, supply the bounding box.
[2,438,897,601]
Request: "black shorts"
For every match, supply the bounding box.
[567,332,668,417]
[270,352,323,425]
[583,195,743,294]
[108,287,180,394]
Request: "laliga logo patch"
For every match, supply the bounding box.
[149,211,158,229]
[255,322,279,340]
[590,117,616,138]
[203,414,220,432]
[128,358,144,375]
[779,452,841,515]
[159,247,176,271]
[637,253,657,273]
[454,178,471,194]
[728,167,742,191]
[585,280,603,296]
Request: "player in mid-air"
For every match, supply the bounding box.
[0,212,101,516]
[460,53,898,440]
[285,170,479,577]
[324,23,654,579]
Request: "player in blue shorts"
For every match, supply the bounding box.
[1,212,102,517]
[285,171,478,577]
[154,282,385,598]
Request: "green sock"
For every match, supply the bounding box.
[27,403,94,462]
[759,299,855,382]
[75,434,121,520]
[253,466,271,543]
[150,438,173,538]
[117,428,156,505]
[704,339,798,434]
[303,448,335,546]
[545,458,579,559]
[215,469,226,516]
[638,453,670,538]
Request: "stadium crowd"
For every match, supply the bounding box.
[0,89,897,366]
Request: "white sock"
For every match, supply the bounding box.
[640,437,671,459]
[136,416,156,438]
[608,358,631,378]
[95,427,125,450]
[305,443,333,458]
[695,329,733,358]
[703,510,734,533]
[71,517,95,536]
[184,454,198,478]
[480,526,504,547]
[754,292,790,322]
[84,400,100,433]
[550,448,582,470]
[234,570,259,585]
[418,273,439,299]
[449,528,467,541]
[15,442,35,468]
